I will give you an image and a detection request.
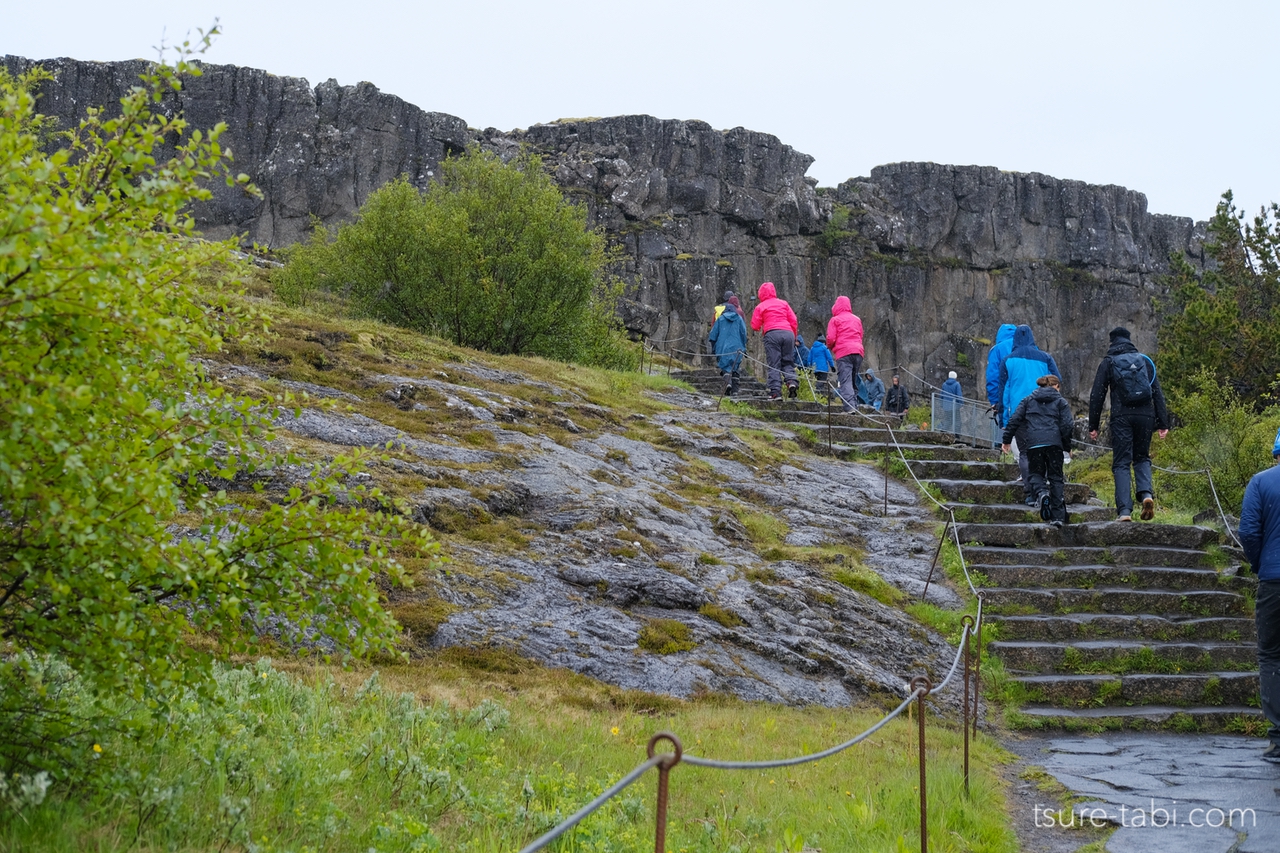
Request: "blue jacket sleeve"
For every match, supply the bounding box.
[985,351,1002,406]
[996,360,1009,421]
[1047,354,1061,380]
[1240,477,1263,569]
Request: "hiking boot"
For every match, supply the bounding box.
[1038,492,1051,521]
[725,383,734,397]
[1050,520,1064,529]
[1024,495,1038,507]
[787,384,798,399]
[1118,515,1132,522]
[1141,496,1155,521]
[768,392,781,401]
[1262,742,1280,764]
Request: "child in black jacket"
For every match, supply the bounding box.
[1001,374,1074,526]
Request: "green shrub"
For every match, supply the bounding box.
[273,148,637,369]
[0,44,435,731]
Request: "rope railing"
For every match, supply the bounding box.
[517,617,980,853]
[517,361,996,853]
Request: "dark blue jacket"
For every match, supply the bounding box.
[1240,464,1280,580]
[795,334,811,368]
[808,341,835,372]
[997,325,1060,426]
[985,323,1017,406]
[1001,386,1074,451]
[707,304,747,374]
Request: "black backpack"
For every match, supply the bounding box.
[1111,352,1155,406]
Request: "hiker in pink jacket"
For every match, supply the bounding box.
[826,295,864,412]
[750,281,800,399]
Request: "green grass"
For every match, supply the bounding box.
[637,618,697,654]
[1,658,1021,853]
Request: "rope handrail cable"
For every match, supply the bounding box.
[516,755,664,853]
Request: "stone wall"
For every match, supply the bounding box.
[5,55,1205,406]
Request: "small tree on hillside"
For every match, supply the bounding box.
[1158,191,1280,407]
[0,36,434,757]
[274,148,635,368]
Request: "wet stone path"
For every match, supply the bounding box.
[1009,732,1280,852]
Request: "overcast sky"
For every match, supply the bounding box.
[6,1,1277,221]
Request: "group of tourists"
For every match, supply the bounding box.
[710,281,1280,766]
[708,283,910,415]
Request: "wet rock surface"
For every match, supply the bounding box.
[217,358,963,706]
[1007,732,1280,853]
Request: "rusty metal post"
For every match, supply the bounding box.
[826,393,833,454]
[910,676,932,853]
[961,616,974,795]
[972,600,983,738]
[647,732,683,853]
[920,521,950,602]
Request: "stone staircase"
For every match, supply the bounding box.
[672,367,771,399]
[708,395,1262,731]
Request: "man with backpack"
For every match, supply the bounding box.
[1088,327,1170,521]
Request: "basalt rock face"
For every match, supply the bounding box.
[7,55,1205,406]
[3,56,472,247]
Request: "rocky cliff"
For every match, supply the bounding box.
[5,55,1205,406]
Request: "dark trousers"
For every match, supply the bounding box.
[762,329,797,396]
[1258,580,1280,741]
[836,353,862,412]
[1111,413,1155,517]
[814,370,830,400]
[1027,445,1067,523]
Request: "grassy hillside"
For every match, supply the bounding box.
[0,269,1027,852]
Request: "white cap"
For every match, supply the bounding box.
[948,370,957,379]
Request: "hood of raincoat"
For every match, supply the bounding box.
[832,295,852,315]
[1013,324,1035,349]
[757,281,777,301]
[996,323,1017,345]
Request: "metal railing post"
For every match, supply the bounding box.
[920,521,950,602]
[961,616,974,795]
[647,732,683,853]
[910,676,932,853]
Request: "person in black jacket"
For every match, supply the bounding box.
[1087,327,1170,522]
[885,374,910,416]
[1002,374,1074,527]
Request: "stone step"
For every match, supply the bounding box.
[1010,704,1263,732]
[983,587,1247,618]
[838,443,1001,462]
[977,564,1240,592]
[989,640,1256,674]
[1014,671,1258,707]
[953,521,1221,551]
[928,478,1092,505]
[989,614,1256,643]
[948,503,1115,524]
[965,544,1223,569]
[906,459,1020,480]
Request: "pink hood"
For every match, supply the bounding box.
[750,281,798,336]
[826,296,864,358]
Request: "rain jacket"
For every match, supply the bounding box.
[1241,462,1280,580]
[1002,385,1074,451]
[808,340,835,372]
[985,323,1017,406]
[996,325,1060,426]
[795,334,811,368]
[860,369,885,407]
[707,304,747,374]
[750,282,798,335]
[1087,335,1169,432]
[941,377,963,401]
[885,382,910,414]
[825,296,864,359]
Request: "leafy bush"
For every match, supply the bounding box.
[1155,372,1280,513]
[0,36,436,735]
[273,149,638,369]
